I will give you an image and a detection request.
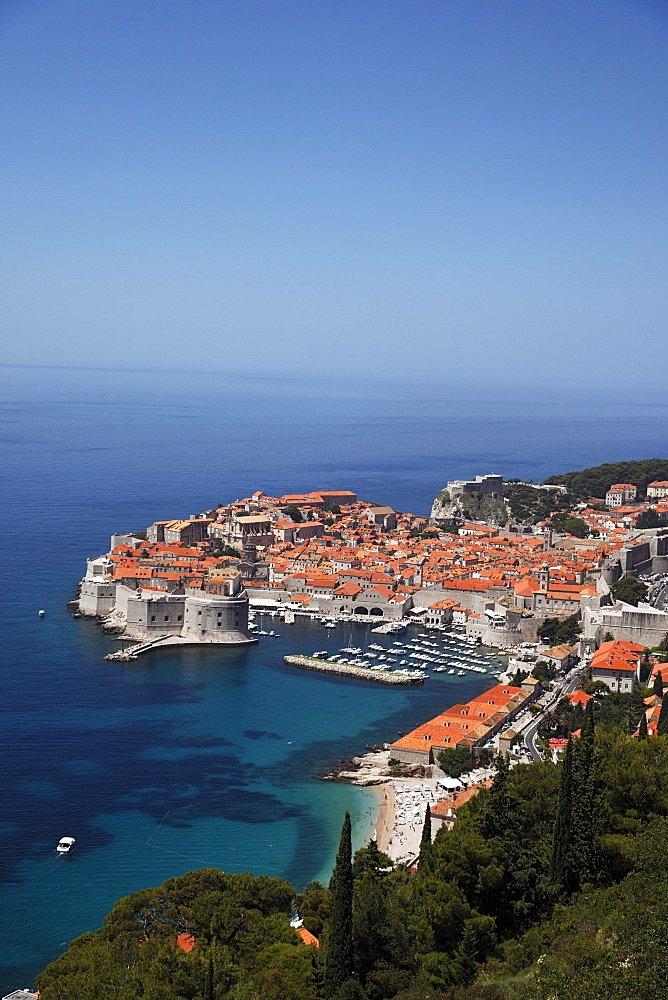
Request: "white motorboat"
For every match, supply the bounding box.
[57,836,75,853]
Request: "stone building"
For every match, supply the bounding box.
[583,598,668,648]
[209,513,274,550]
[446,474,504,499]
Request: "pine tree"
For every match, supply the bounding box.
[332,979,368,1000]
[657,698,668,737]
[639,712,648,740]
[550,739,578,895]
[324,812,354,996]
[653,674,663,699]
[481,754,511,840]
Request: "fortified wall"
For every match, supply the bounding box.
[601,534,668,585]
[77,556,255,646]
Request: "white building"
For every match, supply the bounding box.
[605,483,637,507]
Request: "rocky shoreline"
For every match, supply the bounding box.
[319,748,428,785]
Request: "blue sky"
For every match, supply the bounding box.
[1,0,666,381]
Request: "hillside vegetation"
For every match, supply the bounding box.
[544,459,668,500]
[36,722,668,1000]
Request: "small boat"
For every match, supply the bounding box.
[56,836,75,853]
[38,610,45,617]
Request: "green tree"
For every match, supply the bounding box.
[204,954,214,1000]
[531,660,558,684]
[538,614,581,645]
[297,881,330,938]
[550,513,589,538]
[611,575,648,607]
[639,712,648,740]
[420,806,432,846]
[544,459,668,500]
[550,740,577,895]
[324,813,354,996]
[418,807,433,874]
[351,841,391,880]
[571,702,601,885]
[333,979,367,1000]
[511,667,528,686]
[480,755,511,840]
[285,505,304,522]
[654,674,664,699]
[657,699,668,737]
[437,746,473,778]
[636,508,662,529]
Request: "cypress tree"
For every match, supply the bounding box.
[420,805,432,845]
[657,698,668,737]
[204,955,214,1000]
[419,804,433,872]
[639,712,648,740]
[571,703,601,885]
[324,812,354,996]
[550,739,577,895]
[653,674,663,699]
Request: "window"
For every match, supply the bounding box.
[164,616,169,621]
[151,615,156,621]
[177,615,182,621]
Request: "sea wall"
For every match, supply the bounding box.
[283,655,423,685]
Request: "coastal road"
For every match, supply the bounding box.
[521,668,583,762]
[652,577,668,612]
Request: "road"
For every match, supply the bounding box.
[520,667,583,762]
[652,578,668,612]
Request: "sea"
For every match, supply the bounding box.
[2,364,668,990]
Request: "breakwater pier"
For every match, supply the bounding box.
[284,655,424,684]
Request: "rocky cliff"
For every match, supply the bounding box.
[430,488,508,526]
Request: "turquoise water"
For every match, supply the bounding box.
[3,366,668,989]
[1,609,491,986]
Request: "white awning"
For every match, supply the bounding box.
[249,598,282,607]
[437,776,463,789]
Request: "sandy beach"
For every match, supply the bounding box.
[374,783,395,853]
[374,776,440,862]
